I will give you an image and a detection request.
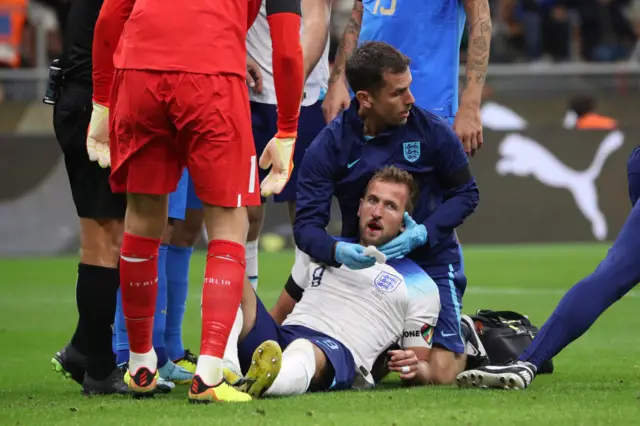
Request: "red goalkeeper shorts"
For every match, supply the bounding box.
[109,69,260,208]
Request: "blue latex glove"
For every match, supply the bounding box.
[334,241,376,270]
[378,212,428,260]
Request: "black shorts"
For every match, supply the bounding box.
[53,82,126,219]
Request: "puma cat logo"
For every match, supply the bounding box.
[496,131,624,240]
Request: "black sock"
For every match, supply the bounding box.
[71,309,90,356]
[76,263,120,380]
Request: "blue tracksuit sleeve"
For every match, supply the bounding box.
[422,123,480,248]
[293,129,341,266]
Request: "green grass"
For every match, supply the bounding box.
[1,244,639,425]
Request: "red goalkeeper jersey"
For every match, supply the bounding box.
[93,0,303,134]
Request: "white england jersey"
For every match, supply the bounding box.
[283,249,440,389]
[246,2,330,107]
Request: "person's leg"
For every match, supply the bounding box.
[428,265,468,385]
[166,177,203,367]
[108,69,183,396]
[457,148,640,390]
[518,148,640,369]
[257,331,356,398]
[177,73,258,403]
[51,82,127,395]
[246,101,277,290]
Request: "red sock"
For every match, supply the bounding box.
[200,240,246,358]
[119,232,161,354]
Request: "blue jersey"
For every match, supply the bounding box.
[357,0,466,118]
[293,99,479,270]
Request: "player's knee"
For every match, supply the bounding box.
[203,205,249,244]
[125,193,169,239]
[79,218,123,267]
[109,221,123,262]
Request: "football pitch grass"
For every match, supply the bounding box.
[1,244,639,425]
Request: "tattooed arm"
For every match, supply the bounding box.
[453,0,491,156]
[329,0,363,87]
[462,0,491,106]
[321,0,363,123]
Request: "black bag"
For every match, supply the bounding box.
[468,309,554,375]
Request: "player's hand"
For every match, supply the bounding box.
[378,212,427,260]
[321,81,351,124]
[453,102,483,157]
[334,241,376,270]
[387,349,419,381]
[86,101,111,168]
[259,132,296,197]
[246,55,263,94]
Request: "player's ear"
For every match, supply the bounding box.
[357,198,363,217]
[356,91,372,109]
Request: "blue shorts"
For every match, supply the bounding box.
[427,263,467,354]
[238,296,356,391]
[251,100,325,203]
[168,169,203,220]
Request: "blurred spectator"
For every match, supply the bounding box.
[496,0,577,62]
[0,0,27,68]
[564,94,618,129]
[576,0,637,62]
[490,0,638,62]
[22,0,65,66]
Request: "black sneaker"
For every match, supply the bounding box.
[456,360,537,390]
[82,368,130,396]
[51,343,88,385]
[461,315,489,370]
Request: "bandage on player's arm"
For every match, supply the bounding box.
[259,0,304,197]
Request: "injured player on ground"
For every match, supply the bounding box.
[225,166,441,397]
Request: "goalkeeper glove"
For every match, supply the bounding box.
[86,101,111,168]
[378,212,428,260]
[259,131,296,197]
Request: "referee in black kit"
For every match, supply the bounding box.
[48,0,127,395]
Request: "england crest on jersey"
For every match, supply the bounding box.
[403,142,421,162]
[374,271,402,293]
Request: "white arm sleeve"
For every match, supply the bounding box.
[400,292,440,349]
[290,246,313,290]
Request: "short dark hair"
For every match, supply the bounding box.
[346,41,411,94]
[364,166,419,213]
[569,95,596,118]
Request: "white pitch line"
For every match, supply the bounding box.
[465,286,640,298]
